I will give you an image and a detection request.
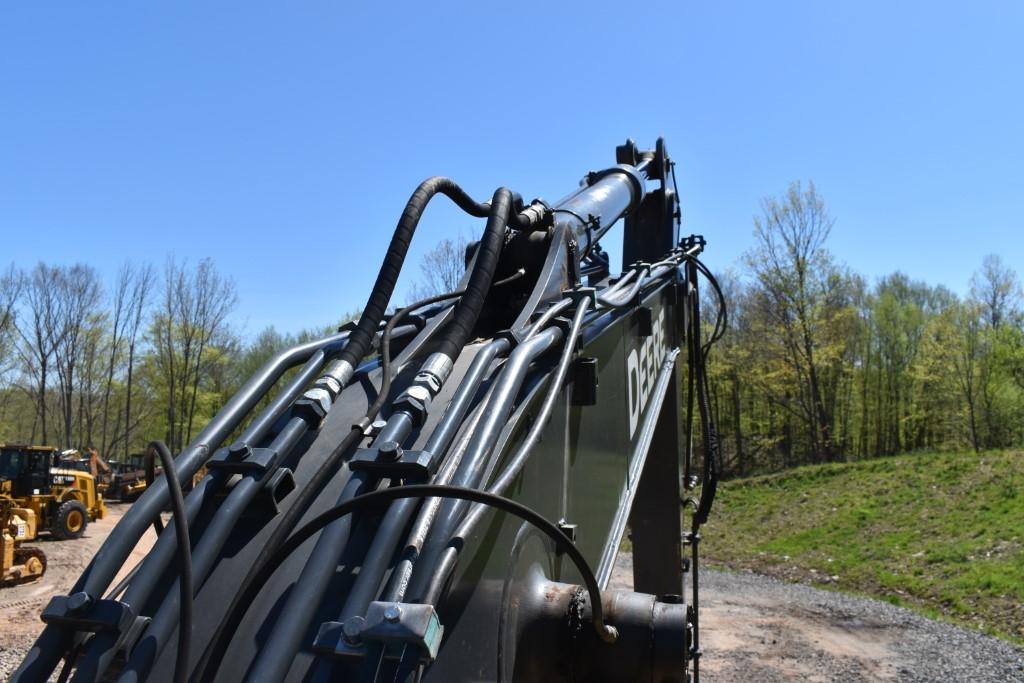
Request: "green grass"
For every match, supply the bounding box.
[701,450,1024,644]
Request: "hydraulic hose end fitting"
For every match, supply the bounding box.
[317,359,355,398]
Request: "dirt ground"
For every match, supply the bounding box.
[0,503,157,668]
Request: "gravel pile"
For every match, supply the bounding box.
[698,567,1024,682]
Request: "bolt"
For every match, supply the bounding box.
[371,419,387,433]
[67,592,93,614]
[342,616,365,645]
[378,441,402,462]
[383,604,403,623]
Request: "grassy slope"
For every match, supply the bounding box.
[701,450,1024,644]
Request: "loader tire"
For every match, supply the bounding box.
[52,500,88,540]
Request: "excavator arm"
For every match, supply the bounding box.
[12,138,723,683]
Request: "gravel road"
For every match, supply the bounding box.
[612,553,1024,682]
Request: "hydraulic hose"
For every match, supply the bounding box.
[145,441,192,683]
[246,195,514,679]
[193,183,517,679]
[335,179,515,381]
[200,485,618,682]
[404,328,562,602]
[423,300,590,605]
[434,187,513,362]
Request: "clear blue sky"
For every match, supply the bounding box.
[2,3,1022,338]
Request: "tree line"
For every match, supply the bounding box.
[2,187,1019,475]
[0,258,357,460]
[705,182,1024,476]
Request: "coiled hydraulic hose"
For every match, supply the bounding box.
[335,179,530,384]
[434,187,513,361]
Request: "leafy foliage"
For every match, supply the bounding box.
[702,450,1024,644]
[708,183,1024,473]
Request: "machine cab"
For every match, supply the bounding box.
[0,445,54,498]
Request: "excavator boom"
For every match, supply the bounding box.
[12,138,722,683]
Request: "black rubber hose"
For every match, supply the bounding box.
[190,425,364,682]
[361,266,524,433]
[434,187,513,362]
[193,276,511,681]
[143,450,164,535]
[193,289,461,680]
[366,288,467,425]
[146,441,192,683]
[689,269,720,528]
[337,177,495,372]
[195,181,525,682]
[199,485,617,683]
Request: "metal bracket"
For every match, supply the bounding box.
[679,234,706,256]
[115,615,152,656]
[567,238,582,286]
[206,445,278,477]
[565,286,597,309]
[243,467,296,518]
[41,593,135,635]
[314,602,444,663]
[348,445,432,481]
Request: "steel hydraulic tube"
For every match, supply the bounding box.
[288,190,517,661]
[423,301,590,605]
[11,332,349,683]
[244,471,372,683]
[381,380,499,604]
[326,339,513,638]
[404,328,563,602]
[117,416,313,682]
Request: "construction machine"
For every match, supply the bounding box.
[61,448,115,498]
[0,496,47,585]
[11,138,724,682]
[107,456,153,501]
[0,444,107,540]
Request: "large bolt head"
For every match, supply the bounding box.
[378,441,402,462]
[67,592,93,613]
[342,616,365,644]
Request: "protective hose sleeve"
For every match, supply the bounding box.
[434,188,512,361]
[337,177,491,370]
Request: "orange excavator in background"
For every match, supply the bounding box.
[60,447,112,496]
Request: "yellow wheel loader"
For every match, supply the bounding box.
[0,497,46,585]
[0,444,106,540]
